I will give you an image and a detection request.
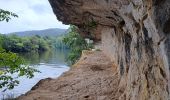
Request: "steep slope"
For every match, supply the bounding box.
[8,28,67,37]
[47,0,170,100]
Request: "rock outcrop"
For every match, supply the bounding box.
[48,0,170,100]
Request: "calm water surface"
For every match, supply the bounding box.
[0,49,70,99]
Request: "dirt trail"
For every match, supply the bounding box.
[18,51,119,100]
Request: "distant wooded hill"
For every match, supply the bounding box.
[8,28,68,37]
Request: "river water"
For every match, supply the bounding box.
[0,49,70,99]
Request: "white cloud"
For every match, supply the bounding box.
[0,0,69,34]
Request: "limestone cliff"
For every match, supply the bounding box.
[48,0,170,100]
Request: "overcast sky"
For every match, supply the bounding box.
[0,0,69,34]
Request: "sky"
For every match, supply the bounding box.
[0,0,69,34]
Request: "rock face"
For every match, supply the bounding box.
[49,0,170,100]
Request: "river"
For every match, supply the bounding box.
[0,49,70,99]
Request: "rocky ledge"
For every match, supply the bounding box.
[18,51,119,100]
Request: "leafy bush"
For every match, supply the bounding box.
[0,48,39,90]
[63,25,93,65]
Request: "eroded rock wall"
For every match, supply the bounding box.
[49,0,170,100]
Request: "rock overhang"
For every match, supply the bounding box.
[48,0,170,99]
[48,0,128,41]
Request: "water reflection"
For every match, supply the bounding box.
[19,49,69,65]
[0,49,70,99]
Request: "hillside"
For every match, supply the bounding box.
[8,28,68,37]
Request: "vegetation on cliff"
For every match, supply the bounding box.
[63,25,93,65]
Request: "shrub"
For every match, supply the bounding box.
[63,25,94,65]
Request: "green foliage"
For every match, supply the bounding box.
[63,25,93,65]
[54,36,68,49]
[0,9,38,90]
[0,9,18,22]
[82,19,98,39]
[0,48,39,90]
[0,33,68,53]
[95,49,101,51]
[85,19,98,29]
[1,35,55,53]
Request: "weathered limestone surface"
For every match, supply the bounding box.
[48,0,170,100]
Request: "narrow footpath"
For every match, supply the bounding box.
[18,51,119,100]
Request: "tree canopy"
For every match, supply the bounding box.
[62,25,93,65]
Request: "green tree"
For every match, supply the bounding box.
[63,25,93,65]
[0,9,38,90]
[0,48,38,90]
[1,35,54,53]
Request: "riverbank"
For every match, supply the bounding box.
[0,49,69,100]
[18,50,119,100]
